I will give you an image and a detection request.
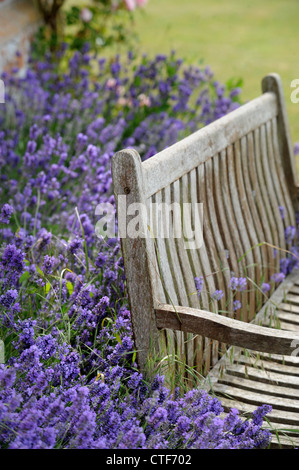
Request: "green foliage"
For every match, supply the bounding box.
[34,0,147,59]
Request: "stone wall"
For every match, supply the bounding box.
[0,0,42,73]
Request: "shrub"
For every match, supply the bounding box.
[35,0,150,55]
[0,45,274,449]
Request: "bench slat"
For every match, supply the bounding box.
[280,303,299,314]
[277,311,299,325]
[233,355,299,376]
[253,126,280,273]
[217,373,299,399]
[212,382,299,413]
[247,130,273,281]
[225,363,299,388]
[219,396,299,426]
[205,157,231,310]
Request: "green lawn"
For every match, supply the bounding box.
[133,0,299,148]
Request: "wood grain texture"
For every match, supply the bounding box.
[246,131,272,280]
[155,301,299,357]
[111,148,160,373]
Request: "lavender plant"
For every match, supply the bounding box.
[0,44,275,449]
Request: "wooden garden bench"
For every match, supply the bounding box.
[112,74,299,448]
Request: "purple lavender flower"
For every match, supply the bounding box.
[229,277,239,290]
[271,272,285,284]
[278,206,285,219]
[233,300,242,311]
[42,255,59,274]
[280,258,291,276]
[1,244,25,273]
[0,288,18,307]
[294,143,299,156]
[261,282,271,294]
[67,237,83,254]
[251,405,272,427]
[0,203,14,224]
[36,229,52,251]
[95,252,108,269]
[148,407,168,429]
[194,276,204,297]
[238,278,247,291]
[211,290,224,301]
[285,225,296,243]
[229,277,247,292]
[0,46,273,450]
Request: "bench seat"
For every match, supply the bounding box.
[203,270,299,448]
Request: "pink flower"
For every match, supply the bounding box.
[136,0,148,6]
[124,0,136,11]
[138,93,151,107]
[106,78,117,89]
[111,0,120,10]
[117,97,131,107]
[80,8,93,23]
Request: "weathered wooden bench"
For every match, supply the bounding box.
[112,74,299,448]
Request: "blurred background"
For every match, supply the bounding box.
[1,0,299,144]
[133,0,299,143]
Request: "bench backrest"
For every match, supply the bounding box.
[112,74,298,379]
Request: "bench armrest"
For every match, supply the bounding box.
[155,303,299,356]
